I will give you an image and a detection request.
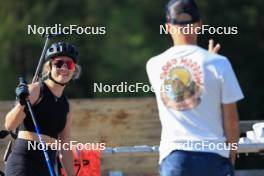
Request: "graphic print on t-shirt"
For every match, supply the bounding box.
[160,57,203,111]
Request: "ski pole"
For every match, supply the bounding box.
[32,34,56,83]
[19,77,55,176]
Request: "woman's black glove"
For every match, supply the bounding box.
[15,82,29,105]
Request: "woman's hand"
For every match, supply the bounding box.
[15,82,29,106]
[5,82,41,130]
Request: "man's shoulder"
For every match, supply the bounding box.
[196,45,229,64]
[146,45,231,67]
[205,52,230,66]
[146,48,172,70]
[147,48,172,64]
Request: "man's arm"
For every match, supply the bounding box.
[222,103,240,165]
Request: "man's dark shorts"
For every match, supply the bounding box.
[160,150,234,176]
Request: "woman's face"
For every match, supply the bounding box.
[50,56,75,84]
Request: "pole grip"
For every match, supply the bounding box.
[19,77,27,85]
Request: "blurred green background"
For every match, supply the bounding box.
[0,0,263,120]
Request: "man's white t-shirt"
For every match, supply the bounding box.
[146,45,244,164]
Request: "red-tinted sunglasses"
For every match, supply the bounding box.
[52,60,75,70]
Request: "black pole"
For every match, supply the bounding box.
[32,34,54,83]
[3,33,59,175]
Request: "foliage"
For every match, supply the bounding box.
[0,0,263,120]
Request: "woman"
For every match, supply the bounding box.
[4,42,81,176]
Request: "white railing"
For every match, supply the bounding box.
[103,143,264,154]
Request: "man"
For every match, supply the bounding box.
[146,0,244,175]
